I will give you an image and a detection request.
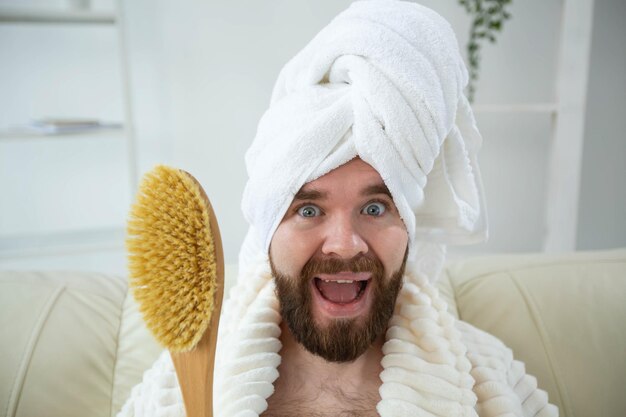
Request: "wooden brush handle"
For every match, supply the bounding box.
[170,306,222,417]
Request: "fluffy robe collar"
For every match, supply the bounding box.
[210,250,557,417]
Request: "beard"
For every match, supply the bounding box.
[270,250,407,363]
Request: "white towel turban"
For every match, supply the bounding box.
[242,0,487,262]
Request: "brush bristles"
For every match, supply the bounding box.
[127,165,216,353]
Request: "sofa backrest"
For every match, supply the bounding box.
[439,248,626,417]
[1,249,624,417]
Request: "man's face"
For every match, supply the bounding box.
[269,158,409,362]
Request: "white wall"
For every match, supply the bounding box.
[1,0,623,275]
[125,0,355,263]
[125,0,564,261]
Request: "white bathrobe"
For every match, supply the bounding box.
[118,250,557,417]
[119,1,558,416]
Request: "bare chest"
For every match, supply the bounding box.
[261,387,380,417]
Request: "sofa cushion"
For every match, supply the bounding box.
[0,271,161,417]
[443,248,626,417]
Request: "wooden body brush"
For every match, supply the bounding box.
[127,165,224,417]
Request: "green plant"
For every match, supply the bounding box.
[458,0,513,102]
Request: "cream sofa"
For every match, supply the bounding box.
[1,249,625,417]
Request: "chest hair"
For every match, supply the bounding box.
[262,385,379,417]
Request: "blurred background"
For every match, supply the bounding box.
[0,0,624,275]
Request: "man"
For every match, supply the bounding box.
[265,158,408,415]
[120,1,558,416]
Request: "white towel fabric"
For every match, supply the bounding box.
[242,0,488,262]
[118,1,558,416]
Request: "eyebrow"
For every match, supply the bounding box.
[361,183,393,199]
[293,188,326,201]
[293,183,392,201]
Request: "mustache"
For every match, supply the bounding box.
[301,255,384,278]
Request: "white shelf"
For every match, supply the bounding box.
[0,126,126,141]
[0,1,138,273]
[0,227,125,259]
[472,103,558,114]
[0,7,116,25]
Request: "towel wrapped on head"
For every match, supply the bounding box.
[242,0,488,263]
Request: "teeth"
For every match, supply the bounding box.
[323,279,354,284]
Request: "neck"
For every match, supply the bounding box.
[273,321,384,401]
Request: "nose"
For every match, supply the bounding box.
[321,214,368,259]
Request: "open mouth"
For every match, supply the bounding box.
[313,276,370,305]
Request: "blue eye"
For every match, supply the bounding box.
[297,205,321,217]
[362,202,386,216]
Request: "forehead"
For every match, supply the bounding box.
[295,158,390,199]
